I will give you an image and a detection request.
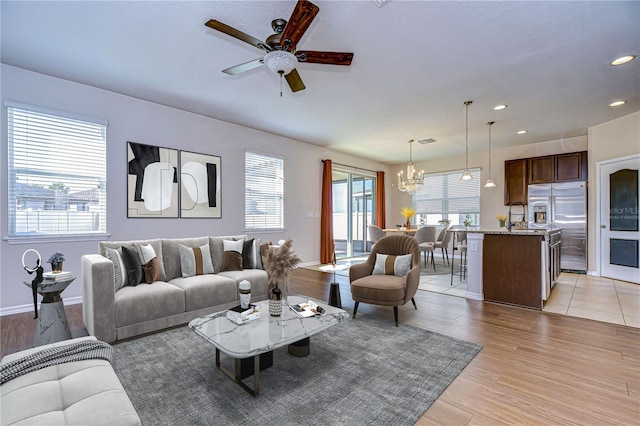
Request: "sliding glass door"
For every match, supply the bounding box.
[332,169,376,259]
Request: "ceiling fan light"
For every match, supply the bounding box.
[484,178,496,188]
[264,50,297,75]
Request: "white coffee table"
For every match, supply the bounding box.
[189,295,349,396]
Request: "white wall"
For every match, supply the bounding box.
[0,65,390,314]
[588,111,640,274]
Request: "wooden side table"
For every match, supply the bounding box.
[23,276,75,347]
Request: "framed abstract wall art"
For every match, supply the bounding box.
[180,150,221,218]
[127,141,179,218]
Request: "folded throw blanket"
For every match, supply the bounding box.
[1,340,113,384]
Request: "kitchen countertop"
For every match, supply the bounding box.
[464,227,562,235]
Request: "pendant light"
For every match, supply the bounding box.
[484,121,497,188]
[461,100,473,181]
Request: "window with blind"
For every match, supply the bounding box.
[245,151,284,230]
[7,103,107,239]
[413,168,481,226]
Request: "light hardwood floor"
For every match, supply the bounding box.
[1,268,638,425]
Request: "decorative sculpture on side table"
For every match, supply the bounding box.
[22,249,44,319]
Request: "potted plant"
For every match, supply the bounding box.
[463,214,472,228]
[438,218,451,227]
[47,252,65,273]
[401,207,416,228]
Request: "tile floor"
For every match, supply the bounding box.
[543,273,640,328]
[311,256,640,329]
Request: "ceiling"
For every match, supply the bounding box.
[1,1,638,165]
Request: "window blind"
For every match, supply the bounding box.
[245,151,284,230]
[413,168,480,226]
[7,104,107,238]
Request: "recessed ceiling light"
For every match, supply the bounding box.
[517,130,528,135]
[493,104,507,111]
[610,55,636,66]
[610,100,627,107]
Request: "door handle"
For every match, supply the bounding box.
[600,224,606,229]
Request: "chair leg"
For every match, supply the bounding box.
[445,248,450,264]
[430,251,436,271]
[393,306,399,327]
[353,301,359,319]
[411,297,417,310]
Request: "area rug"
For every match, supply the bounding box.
[112,316,481,426]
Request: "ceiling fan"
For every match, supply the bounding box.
[205,0,354,94]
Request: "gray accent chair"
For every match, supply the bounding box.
[349,235,420,326]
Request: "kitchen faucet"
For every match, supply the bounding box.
[507,202,526,231]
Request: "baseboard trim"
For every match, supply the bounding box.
[1,296,82,317]
[465,291,483,301]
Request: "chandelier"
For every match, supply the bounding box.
[461,100,473,181]
[484,121,497,188]
[397,139,424,194]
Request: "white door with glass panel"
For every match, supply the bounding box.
[599,154,640,284]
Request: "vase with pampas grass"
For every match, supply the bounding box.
[263,239,301,315]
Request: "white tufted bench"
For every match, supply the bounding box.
[1,336,140,426]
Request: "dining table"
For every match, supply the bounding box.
[383,228,418,236]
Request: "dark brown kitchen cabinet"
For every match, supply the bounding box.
[504,159,528,206]
[529,155,555,183]
[555,151,587,182]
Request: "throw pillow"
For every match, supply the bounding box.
[372,253,412,277]
[222,239,244,271]
[143,257,160,283]
[121,245,143,286]
[242,238,254,269]
[104,247,126,292]
[137,243,160,284]
[179,243,215,278]
[259,241,272,269]
[223,251,243,271]
[137,243,157,265]
[253,237,262,269]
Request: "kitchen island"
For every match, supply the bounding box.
[464,228,562,310]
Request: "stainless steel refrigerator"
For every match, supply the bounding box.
[528,182,587,272]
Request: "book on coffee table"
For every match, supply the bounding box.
[290,300,323,318]
[226,305,260,324]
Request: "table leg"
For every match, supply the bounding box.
[216,348,261,397]
[450,232,456,286]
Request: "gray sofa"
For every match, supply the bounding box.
[81,235,269,343]
[0,336,140,426]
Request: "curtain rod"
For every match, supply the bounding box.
[322,159,379,174]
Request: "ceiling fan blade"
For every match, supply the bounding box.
[280,0,319,51]
[222,58,264,75]
[205,19,271,52]
[296,51,354,66]
[285,69,306,92]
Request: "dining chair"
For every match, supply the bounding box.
[368,225,386,246]
[414,226,436,270]
[434,224,453,264]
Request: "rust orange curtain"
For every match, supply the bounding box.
[320,160,334,264]
[376,171,386,228]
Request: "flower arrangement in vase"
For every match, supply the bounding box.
[463,214,472,228]
[47,252,65,273]
[401,207,416,228]
[263,239,301,315]
[495,214,508,228]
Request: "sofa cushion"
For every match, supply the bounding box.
[100,239,166,282]
[179,243,214,277]
[114,282,185,328]
[218,269,270,298]
[168,274,237,311]
[0,337,140,426]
